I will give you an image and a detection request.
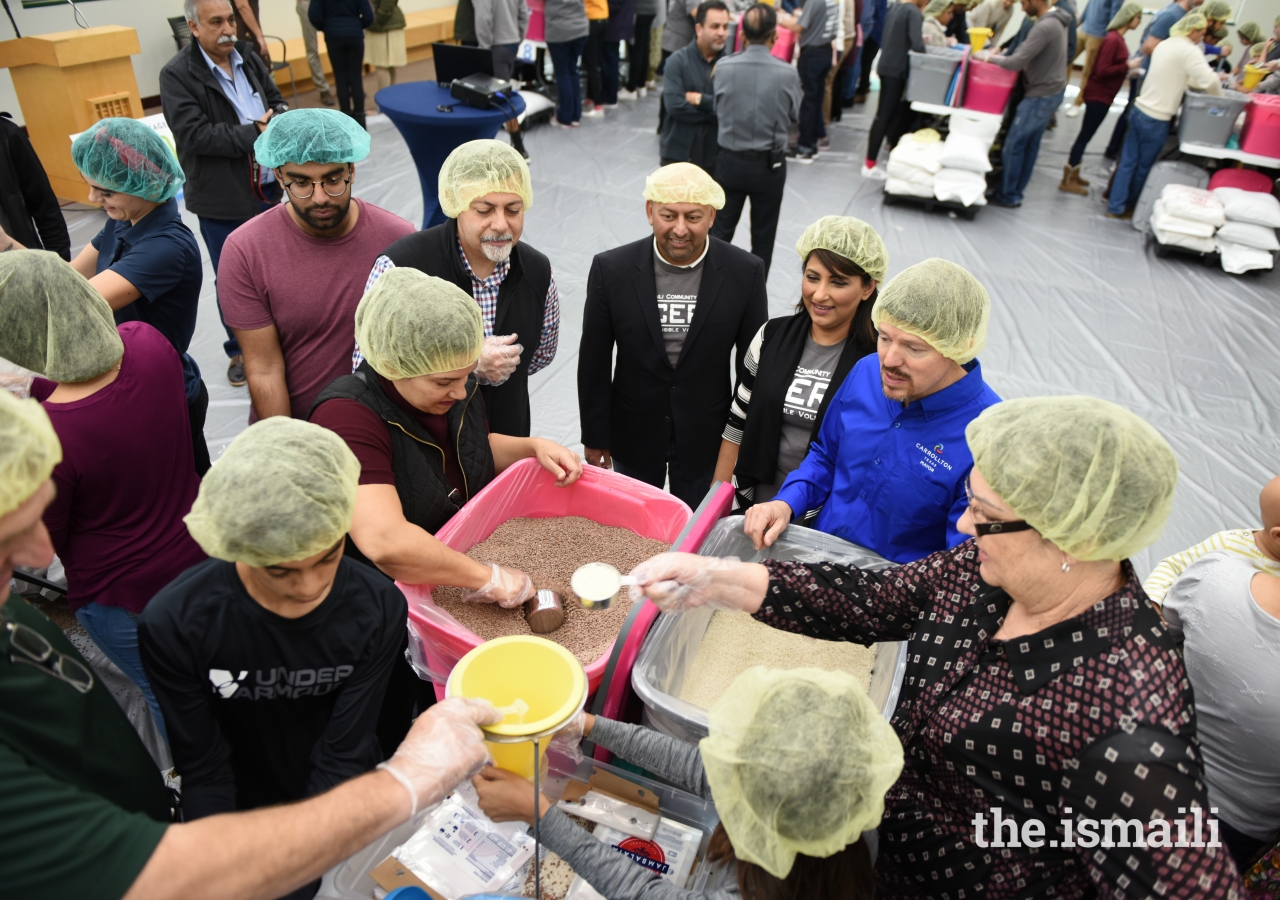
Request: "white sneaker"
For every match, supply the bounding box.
[1065,104,1083,118]
[862,163,888,181]
[617,88,639,100]
[582,106,605,118]
[638,86,648,98]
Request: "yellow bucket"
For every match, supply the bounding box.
[968,27,993,52]
[446,635,588,780]
[1244,64,1265,91]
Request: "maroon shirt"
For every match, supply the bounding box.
[33,322,206,613]
[758,543,1240,900]
[1083,29,1133,105]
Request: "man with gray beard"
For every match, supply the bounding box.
[362,140,560,437]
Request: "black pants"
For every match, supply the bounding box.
[376,631,437,757]
[1068,100,1110,167]
[326,34,366,127]
[613,440,715,511]
[1219,819,1267,873]
[867,73,912,162]
[857,38,879,96]
[797,46,832,150]
[711,149,786,276]
[187,378,211,477]
[1105,79,1137,159]
[629,14,655,90]
[584,19,608,105]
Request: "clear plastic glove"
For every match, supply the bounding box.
[627,552,767,614]
[463,562,535,609]
[379,697,502,816]
[474,334,523,386]
[547,711,588,764]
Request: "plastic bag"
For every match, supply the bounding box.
[1159,184,1226,227]
[555,789,661,840]
[1217,239,1274,274]
[1213,187,1280,227]
[1216,219,1280,251]
[1151,199,1217,238]
[933,168,988,206]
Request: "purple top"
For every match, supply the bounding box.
[33,321,206,613]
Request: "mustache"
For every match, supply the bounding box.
[216,34,236,44]
[481,233,514,243]
[882,365,910,382]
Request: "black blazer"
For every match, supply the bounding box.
[578,236,768,476]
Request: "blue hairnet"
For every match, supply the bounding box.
[254,108,371,168]
[71,117,184,203]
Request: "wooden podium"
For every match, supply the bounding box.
[0,26,143,203]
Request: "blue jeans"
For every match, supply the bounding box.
[548,37,587,124]
[75,602,167,744]
[197,181,282,358]
[998,92,1063,205]
[1107,106,1170,215]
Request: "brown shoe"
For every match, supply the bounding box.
[1074,165,1091,187]
[1105,210,1133,220]
[1059,164,1088,196]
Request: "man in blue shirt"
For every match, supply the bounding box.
[744,258,1001,564]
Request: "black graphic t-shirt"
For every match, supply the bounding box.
[138,557,406,819]
[755,335,844,504]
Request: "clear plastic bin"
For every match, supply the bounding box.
[906,48,965,105]
[630,516,908,744]
[1178,90,1249,148]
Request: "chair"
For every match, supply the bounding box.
[168,16,193,52]
[265,35,298,106]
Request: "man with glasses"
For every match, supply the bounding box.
[217,109,413,423]
[0,388,501,900]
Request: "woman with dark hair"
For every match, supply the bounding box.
[713,216,888,508]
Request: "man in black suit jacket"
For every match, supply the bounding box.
[578,163,768,510]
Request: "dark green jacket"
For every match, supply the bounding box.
[370,0,407,31]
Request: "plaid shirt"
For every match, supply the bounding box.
[351,237,560,375]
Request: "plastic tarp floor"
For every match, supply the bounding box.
[60,89,1280,576]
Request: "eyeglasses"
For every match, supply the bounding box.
[2,609,94,694]
[281,172,353,200]
[964,475,1036,538]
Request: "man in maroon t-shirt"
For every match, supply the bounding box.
[218,109,414,423]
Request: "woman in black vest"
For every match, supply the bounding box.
[310,268,581,605]
[713,216,889,508]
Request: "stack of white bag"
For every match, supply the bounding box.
[1212,186,1280,274]
[1149,184,1225,254]
[886,130,943,198]
[934,115,998,207]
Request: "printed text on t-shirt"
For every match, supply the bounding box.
[783,365,834,422]
[658,293,698,332]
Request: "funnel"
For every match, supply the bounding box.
[968,27,993,52]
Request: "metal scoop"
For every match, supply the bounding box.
[571,562,638,610]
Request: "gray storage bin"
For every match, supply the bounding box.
[1179,90,1249,148]
[907,47,965,105]
[631,515,907,744]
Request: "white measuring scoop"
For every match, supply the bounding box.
[571,562,638,610]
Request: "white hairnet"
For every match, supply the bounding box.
[438,139,534,219]
[795,216,889,283]
[871,258,990,364]
[0,250,123,383]
[966,396,1179,561]
[0,389,62,519]
[699,667,904,880]
[185,418,361,568]
[924,0,950,16]
[355,268,484,379]
[642,162,726,209]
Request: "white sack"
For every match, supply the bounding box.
[934,167,988,206]
[1216,219,1280,251]
[1216,239,1275,274]
[887,159,938,185]
[888,136,944,174]
[1212,187,1280,227]
[1152,199,1217,238]
[1152,218,1218,253]
[938,133,993,173]
[1159,184,1226,227]
[948,113,1001,143]
[886,176,937,197]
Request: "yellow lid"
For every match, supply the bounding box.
[447,635,587,738]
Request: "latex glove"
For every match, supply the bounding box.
[475,334,523,386]
[627,552,767,614]
[463,563,535,609]
[380,697,502,816]
[743,499,793,550]
[547,711,588,764]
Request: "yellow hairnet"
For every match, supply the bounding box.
[795,216,889,283]
[699,667,904,880]
[1200,0,1230,20]
[1170,11,1208,36]
[1238,21,1262,43]
[924,0,950,16]
[0,250,123,383]
[355,268,484,379]
[0,389,62,518]
[870,258,990,364]
[1107,1,1142,31]
[642,163,726,209]
[1250,40,1264,57]
[965,396,1179,562]
[185,418,361,568]
[438,139,533,219]
[253,108,371,168]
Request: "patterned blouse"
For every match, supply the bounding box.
[757,541,1241,900]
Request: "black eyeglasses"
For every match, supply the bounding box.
[281,172,353,200]
[1,609,94,694]
[965,475,1036,537]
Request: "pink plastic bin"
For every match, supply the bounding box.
[525,0,546,43]
[1208,168,1275,193]
[400,458,692,700]
[1240,94,1280,158]
[962,60,1017,115]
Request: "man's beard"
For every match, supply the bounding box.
[296,196,352,231]
[480,232,515,262]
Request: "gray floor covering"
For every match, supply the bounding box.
[60,85,1280,577]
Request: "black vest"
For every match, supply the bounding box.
[310,363,496,563]
[380,218,552,438]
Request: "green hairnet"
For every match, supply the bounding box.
[870,258,990,364]
[0,250,123,383]
[966,396,1179,562]
[1107,1,1142,31]
[796,216,889,283]
[1200,0,1230,20]
[1170,11,1208,36]
[700,668,903,880]
[1238,21,1262,42]
[642,162,726,209]
[0,389,61,518]
[71,117,184,203]
[1211,25,1228,38]
[1250,40,1264,57]
[254,108,372,168]
[355,268,484,379]
[924,0,950,16]
[185,418,361,567]
[438,139,534,219]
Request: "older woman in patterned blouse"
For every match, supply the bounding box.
[629,395,1243,900]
